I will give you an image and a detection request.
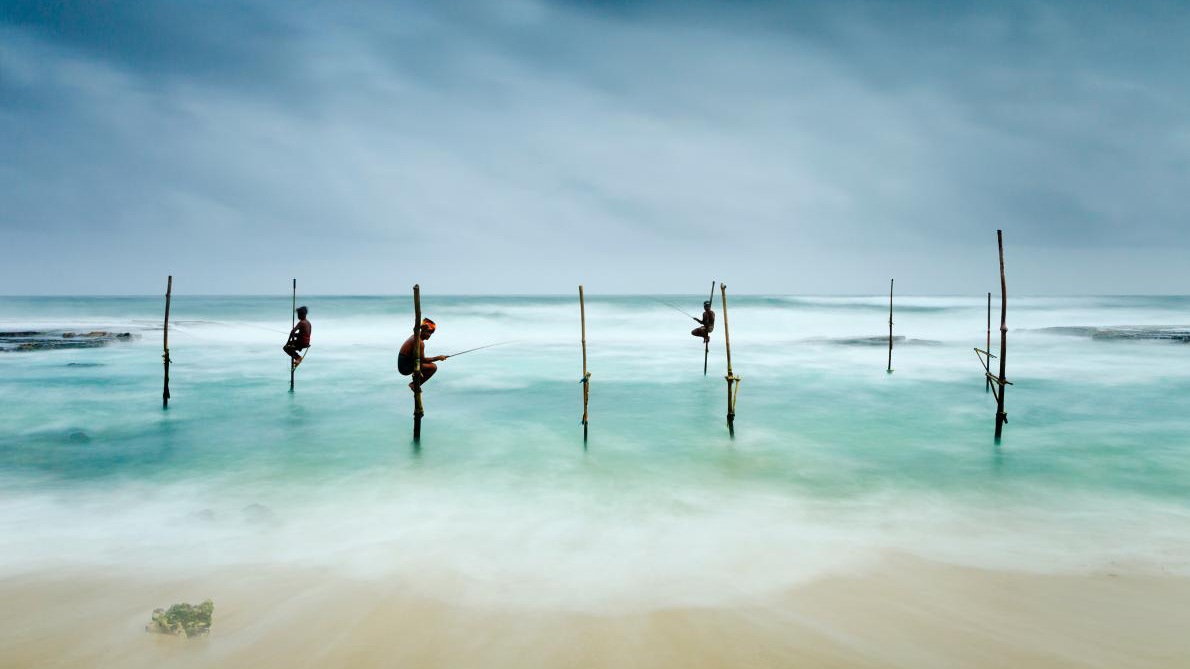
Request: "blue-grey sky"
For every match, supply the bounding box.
[2,0,1188,294]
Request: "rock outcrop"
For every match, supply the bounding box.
[0,330,138,352]
[1033,326,1190,342]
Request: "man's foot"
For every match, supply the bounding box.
[292,356,303,369]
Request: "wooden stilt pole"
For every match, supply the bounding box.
[986,291,992,392]
[704,280,714,376]
[887,278,894,373]
[289,278,296,392]
[412,284,424,441]
[720,283,739,436]
[994,230,1008,441]
[579,285,590,442]
[162,276,172,408]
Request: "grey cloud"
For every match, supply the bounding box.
[1,0,1188,294]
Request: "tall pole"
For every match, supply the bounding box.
[704,280,714,376]
[163,276,172,408]
[887,278,894,373]
[986,291,992,392]
[579,285,590,442]
[720,283,739,436]
[412,285,424,441]
[994,230,1008,441]
[289,278,296,392]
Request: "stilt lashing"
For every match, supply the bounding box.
[412,284,424,441]
[579,285,590,442]
[993,230,1009,441]
[704,280,714,376]
[163,275,172,408]
[985,291,992,392]
[887,278,894,373]
[289,278,296,392]
[720,283,740,436]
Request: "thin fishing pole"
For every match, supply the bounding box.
[648,297,699,320]
[444,340,519,358]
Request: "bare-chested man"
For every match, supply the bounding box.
[690,301,715,343]
[283,306,311,369]
[398,318,447,388]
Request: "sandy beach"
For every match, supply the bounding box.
[3,554,1187,669]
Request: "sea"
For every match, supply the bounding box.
[1,295,1188,612]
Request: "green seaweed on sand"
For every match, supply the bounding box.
[146,600,213,637]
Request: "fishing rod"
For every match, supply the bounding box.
[207,320,292,336]
[648,297,700,321]
[443,340,519,358]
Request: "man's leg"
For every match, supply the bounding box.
[408,362,437,390]
[283,343,301,360]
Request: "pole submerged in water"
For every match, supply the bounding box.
[579,285,590,442]
[163,275,172,408]
[994,231,1009,441]
[412,284,424,441]
[720,283,740,436]
[704,280,714,376]
[986,291,992,392]
[289,278,296,393]
[887,278,894,374]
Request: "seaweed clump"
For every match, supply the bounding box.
[146,600,213,638]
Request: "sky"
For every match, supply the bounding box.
[1,0,1188,295]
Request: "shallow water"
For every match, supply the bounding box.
[1,295,1188,611]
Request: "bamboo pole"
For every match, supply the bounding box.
[994,230,1008,441]
[579,285,590,442]
[720,283,739,436]
[887,278,894,373]
[986,291,992,392]
[163,275,172,408]
[412,284,424,441]
[289,278,296,392]
[704,280,714,376]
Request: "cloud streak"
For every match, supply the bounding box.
[2,0,1188,294]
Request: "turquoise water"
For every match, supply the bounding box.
[2,295,1188,609]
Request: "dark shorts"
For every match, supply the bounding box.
[398,354,414,376]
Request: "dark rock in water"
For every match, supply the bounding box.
[836,335,905,346]
[242,503,278,525]
[66,430,91,443]
[1034,326,1190,343]
[0,330,140,352]
[66,362,104,367]
[817,335,943,346]
[146,600,213,638]
[1034,326,1100,337]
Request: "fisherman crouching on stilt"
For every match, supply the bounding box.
[691,300,715,344]
[399,318,447,389]
[283,306,312,369]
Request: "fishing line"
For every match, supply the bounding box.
[443,340,519,358]
[648,297,699,321]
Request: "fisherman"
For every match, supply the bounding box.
[691,301,715,344]
[283,306,312,369]
[399,318,447,389]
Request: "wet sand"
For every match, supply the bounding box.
[2,555,1187,668]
